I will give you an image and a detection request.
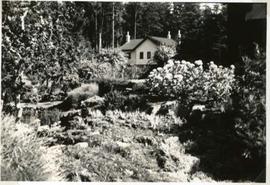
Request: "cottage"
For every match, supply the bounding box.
[120,32,177,65]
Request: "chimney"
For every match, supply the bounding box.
[177,30,181,40]
[167,31,171,39]
[177,30,181,45]
[126,31,130,43]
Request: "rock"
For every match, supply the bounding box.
[108,141,131,158]
[81,95,104,108]
[157,101,180,116]
[37,125,50,134]
[135,135,156,146]
[147,101,180,116]
[75,142,88,148]
[57,83,99,111]
[156,136,200,172]
[115,141,130,148]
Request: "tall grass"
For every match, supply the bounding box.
[1,114,64,181]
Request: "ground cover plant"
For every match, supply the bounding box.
[1,114,64,181]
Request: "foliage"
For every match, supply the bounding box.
[59,83,99,110]
[1,1,86,103]
[78,59,114,80]
[0,114,64,181]
[78,49,128,80]
[102,91,147,112]
[147,60,235,115]
[233,54,266,160]
[39,108,62,126]
[154,44,177,67]
[121,65,155,79]
[96,49,127,65]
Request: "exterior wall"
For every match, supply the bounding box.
[134,39,158,65]
[129,51,136,65]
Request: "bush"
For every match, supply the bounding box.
[39,108,62,126]
[1,114,64,181]
[78,59,113,80]
[102,91,149,112]
[96,49,127,66]
[59,83,99,110]
[122,65,156,79]
[233,54,266,160]
[154,44,176,67]
[147,60,235,116]
[79,49,128,81]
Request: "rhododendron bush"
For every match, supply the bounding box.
[154,44,177,67]
[147,60,235,110]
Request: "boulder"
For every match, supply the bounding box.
[157,101,180,116]
[57,83,99,111]
[81,95,104,108]
[147,101,180,116]
[75,142,89,148]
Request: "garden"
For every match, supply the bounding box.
[1,1,266,182]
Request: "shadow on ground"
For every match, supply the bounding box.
[176,111,266,182]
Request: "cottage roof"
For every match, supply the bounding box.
[120,36,176,51]
[120,39,144,51]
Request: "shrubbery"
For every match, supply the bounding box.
[1,114,64,181]
[1,1,87,103]
[102,91,148,112]
[233,54,266,161]
[154,44,176,67]
[147,59,235,114]
[78,49,128,81]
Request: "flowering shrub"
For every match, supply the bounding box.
[147,60,235,112]
[154,44,176,67]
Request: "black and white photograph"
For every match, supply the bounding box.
[0,1,267,182]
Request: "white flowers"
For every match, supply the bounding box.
[174,74,183,81]
[167,59,174,65]
[147,59,236,106]
[165,73,173,80]
[194,60,203,66]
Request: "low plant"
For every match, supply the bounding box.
[39,108,62,126]
[1,114,64,181]
[102,91,148,112]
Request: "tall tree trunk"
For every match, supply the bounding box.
[95,11,98,51]
[134,5,137,39]
[112,2,115,48]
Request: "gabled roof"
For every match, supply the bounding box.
[120,39,143,51]
[120,36,176,51]
[149,36,176,46]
